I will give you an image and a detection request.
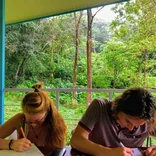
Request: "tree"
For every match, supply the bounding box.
[110,0,156,88]
[86,7,104,105]
[72,11,83,104]
[5,22,47,86]
[92,18,110,52]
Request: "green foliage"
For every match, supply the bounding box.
[109,0,156,88]
[52,55,73,82]
[92,18,110,52]
[5,4,155,90]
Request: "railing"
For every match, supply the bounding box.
[5,88,156,109]
[4,88,156,128]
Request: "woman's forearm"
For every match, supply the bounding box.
[0,138,11,150]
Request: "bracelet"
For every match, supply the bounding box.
[9,139,13,150]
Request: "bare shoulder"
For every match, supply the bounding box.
[13,113,25,120]
[8,113,24,123]
[0,113,24,129]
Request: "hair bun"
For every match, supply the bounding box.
[32,84,42,91]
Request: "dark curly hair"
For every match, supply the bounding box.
[112,88,156,120]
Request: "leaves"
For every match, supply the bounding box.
[5,3,155,89]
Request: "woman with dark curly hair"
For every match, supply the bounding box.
[71,88,156,156]
[0,84,66,154]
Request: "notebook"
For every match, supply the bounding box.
[0,144,44,156]
[50,148,66,156]
[131,148,143,156]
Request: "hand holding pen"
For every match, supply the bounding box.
[11,138,32,152]
[9,123,32,152]
[120,142,134,156]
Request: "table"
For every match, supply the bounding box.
[0,144,44,156]
[64,146,91,156]
[64,147,147,156]
[0,146,147,156]
[38,146,147,156]
[38,146,91,156]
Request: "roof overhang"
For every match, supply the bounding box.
[6,0,128,25]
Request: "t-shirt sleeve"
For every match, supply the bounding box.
[79,98,100,132]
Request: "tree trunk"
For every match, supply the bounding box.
[72,12,83,105]
[13,53,30,85]
[86,9,93,106]
[50,40,54,63]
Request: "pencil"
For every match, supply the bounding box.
[19,123,26,138]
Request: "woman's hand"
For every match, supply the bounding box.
[146,146,156,156]
[11,138,32,152]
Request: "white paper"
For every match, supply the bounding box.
[131,148,143,156]
[19,144,44,156]
[0,144,44,156]
[0,150,17,156]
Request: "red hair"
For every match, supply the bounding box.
[22,84,67,148]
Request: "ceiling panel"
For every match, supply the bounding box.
[6,0,128,25]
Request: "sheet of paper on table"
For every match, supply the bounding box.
[131,148,143,156]
[0,143,44,156]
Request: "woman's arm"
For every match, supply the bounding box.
[0,113,32,151]
[0,113,22,139]
[0,138,12,150]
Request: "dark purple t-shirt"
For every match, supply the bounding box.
[79,98,149,147]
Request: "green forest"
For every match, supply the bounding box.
[4,0,156,144]
[6,0,156,88]
[5,0,156,90]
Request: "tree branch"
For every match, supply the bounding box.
[92,6,105,19]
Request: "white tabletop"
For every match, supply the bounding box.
[0,144,44,156]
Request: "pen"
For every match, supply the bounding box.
[19,123,26,138]
[120,142,124,147]
[120,142,134,154]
